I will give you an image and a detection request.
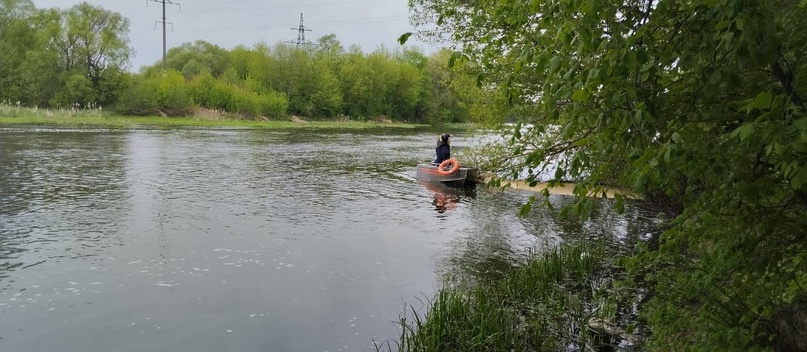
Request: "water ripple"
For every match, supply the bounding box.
[0,128,659,352]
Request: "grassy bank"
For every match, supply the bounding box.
[390,243,640,352]
[0,104,487,131]
[0,115,429,130]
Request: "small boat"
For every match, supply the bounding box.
[416,158,479,185]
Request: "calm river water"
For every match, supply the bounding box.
[0,127,655,352]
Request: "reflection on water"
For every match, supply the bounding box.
[0,130,130,286]
[0,127,659,352]
[418,180,476,217]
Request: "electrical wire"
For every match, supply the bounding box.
[180,0,377,13]
[172,15,409,33]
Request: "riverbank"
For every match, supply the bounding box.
[0,115,429,130]
[475,172,635,199]
[392,243,640,351]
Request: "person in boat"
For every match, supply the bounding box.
[432,134,451,165]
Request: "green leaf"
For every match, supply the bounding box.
[572,89,588,101]
[634,110,643,124]
[663,145,671,163]
[518,201,532,217]
[709,70,721,85]
[447,52,460,68]
[735,18,744,30]
[731,123,755,141]
[554,167,565,180]
[751,91,773,111]
[549,56,561,72]
[397,32,412,45]
[716,20,731,30]
[614,193,625,214]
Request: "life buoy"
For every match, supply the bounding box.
[437,158,460,175]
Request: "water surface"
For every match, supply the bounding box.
[0,128,655,351]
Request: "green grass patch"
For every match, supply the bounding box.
[0,115,427,130]
[387,243,640,352]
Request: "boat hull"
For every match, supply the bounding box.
[416,164,479,184]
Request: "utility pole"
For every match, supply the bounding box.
[148,0,182,71]
[284,13,314,106]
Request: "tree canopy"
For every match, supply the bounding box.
[406,0,807,350]
[0,0,131,107]
[0,1,499,123]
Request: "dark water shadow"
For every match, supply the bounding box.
[418,180,477,218]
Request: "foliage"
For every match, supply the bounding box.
[116,74,159,116]
[393,243,630,352]
[0,113,426,130]
[143,39,489,123]
[186,72,287,118]
[407,0,807,350]
[116,70,193,116]
[1,1,498,123]
[0,1,131,108]
[0,101,105,118]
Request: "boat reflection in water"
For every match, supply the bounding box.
[418,179,477,215]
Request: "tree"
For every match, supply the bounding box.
[314,33,345,66]
[54,2,131,105]
[302,59,343,118]
[407,0,807,350]
[0,0,38,103]
[160,40,230,78]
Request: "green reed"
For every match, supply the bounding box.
[391,242,634,352]
[0,102,107,119]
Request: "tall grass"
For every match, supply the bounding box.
[390,243,638,352]
[0,102,428,129]
[0,102,106,118]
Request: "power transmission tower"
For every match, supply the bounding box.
[286,13,312,47]
[148,0,182,71]
[284,13,314,106]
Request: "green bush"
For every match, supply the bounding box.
[229,88,262,117]
[117,70,194,116]
[260,90,288,118]
[116,76,159,116]
[188,73,287,118]
[50,74,97,108]
[155,70,194,116]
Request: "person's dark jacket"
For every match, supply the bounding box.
[434,135,451,164]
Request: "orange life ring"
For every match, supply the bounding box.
[437,158,460,175]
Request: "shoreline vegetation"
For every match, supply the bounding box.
[385,243,640,352]
[0,105,429,129]
[0,115,426,130]
[394,0,807,349]
[476,172,634,199]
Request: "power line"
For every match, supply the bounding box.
[174,15,407,33]
[184,0,373,8]
[148,0,182,71]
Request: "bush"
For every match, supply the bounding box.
[117,70,194,116]
[189,73,287,118]
[260,90,288,118]
[116,76,159,115]
[50,74,97,108]
[155,70,194,116]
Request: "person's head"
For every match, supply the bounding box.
[440,134,451,143]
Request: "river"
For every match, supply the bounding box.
[0,127,656,352]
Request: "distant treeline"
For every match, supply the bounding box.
[0,0,502,123]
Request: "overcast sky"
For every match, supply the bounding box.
[32,0,439,70]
